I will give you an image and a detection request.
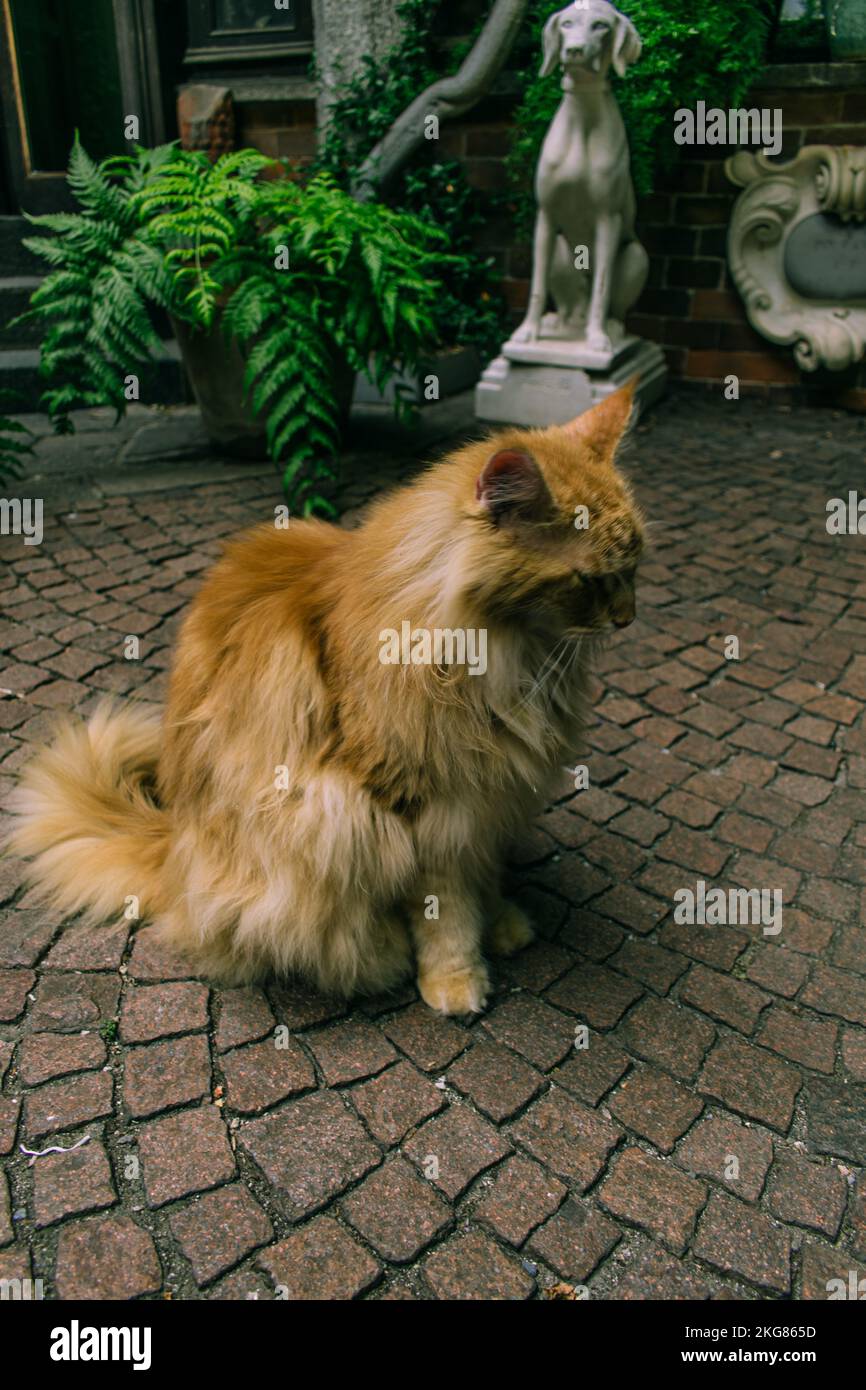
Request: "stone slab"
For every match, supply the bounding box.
[474,338,667,428]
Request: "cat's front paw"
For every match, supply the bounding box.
[419,963,490,1016]
[487,902,536,958]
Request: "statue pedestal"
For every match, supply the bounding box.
[474,336,667,428]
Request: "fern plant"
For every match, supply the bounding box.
[14,140,445,514]
[312,0,508,360]
[15,140,176,426]
[0,412,34,485]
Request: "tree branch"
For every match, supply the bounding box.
[351,0,529,201]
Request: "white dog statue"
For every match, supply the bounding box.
[511,0,648,363]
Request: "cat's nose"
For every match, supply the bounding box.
[610,591,636,627]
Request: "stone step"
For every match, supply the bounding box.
[0,277,44,345]
[0,340,189,413]
[0,216,44,276]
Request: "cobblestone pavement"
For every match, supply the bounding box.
[1,390,865,1301]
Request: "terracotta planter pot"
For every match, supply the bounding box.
[171,314,356,462]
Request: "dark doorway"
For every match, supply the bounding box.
[0,0,188,214]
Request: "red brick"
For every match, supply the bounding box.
[698,1036,801,1132]
[509,1090,620,1191]
[610,1243,715,1299]
[608,938,687,993]
[757,1006,837,1073]
[0,967,35,1021]
[32,1139,117,1227]
[257,1215,380,1299]
[528,1196,620,1281]
[220,1035,314,1115]
[0,909,57,967]
[680,964,770,1035]
[801,1243,866,1301]
[306,1019,397,1085]
[483,993,576,1069]
[693,1191,790,1293]
[341,1156,450,1264]
[621,996,716,1079]
[54,1213,161,1299]
[238,1092,378,1218]
[475,1156,566,1246]
[447,1039,542,1123]
[43,921,129,971]
[24,1069,113,1139]
[214,986,275,1051]
[404,1103,510,1200]
[545,964,643,1031]
[744,945,809,998]
[423,1229,534,1300]
[0,1097,20,1155]
[598,1147,706,1254]
[17,1031,105,1085]
[349,1059,445,1144]
[138,1105,236,1208]
[842,1028,866,1082]
[120,981,210,1043]
[656,826,730,876]
[804,1077,866,1163]
[801,964,866,1026]
[127,928,195,981]
[590,884,667,934]
[675,1111,773,1201]
[169,1184,273,1285]
[549,1031,630,1104]
[766,1153,847,1238]
[716,811,773,852]
[124,1034,212,1118]
[609,1065,703,1152]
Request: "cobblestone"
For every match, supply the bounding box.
[1,394,864,1298]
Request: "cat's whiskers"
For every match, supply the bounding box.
[511,637,572,713]
[551,634,584,707]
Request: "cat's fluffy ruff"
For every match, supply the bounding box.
[8,383,643,1014]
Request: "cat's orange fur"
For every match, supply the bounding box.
[8,383,644,1014]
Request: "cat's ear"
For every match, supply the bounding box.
[476,448,546,524]
[561,377,637,466]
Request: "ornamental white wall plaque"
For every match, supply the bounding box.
[726,145,866,372]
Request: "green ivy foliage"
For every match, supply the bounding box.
[13,141,445,515]
[312,0,509,359]
[508,0,775,231]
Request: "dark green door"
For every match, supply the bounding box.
[1,0,125,211]
[0,0,183,214]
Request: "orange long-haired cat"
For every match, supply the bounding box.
[9,383,643,1015]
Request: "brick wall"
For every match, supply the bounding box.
[443,63,866,407]
[624,69,866,404]
[179,61,866,408]
[235,101,317,165]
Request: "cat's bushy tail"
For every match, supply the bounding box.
[7,700,170,925]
